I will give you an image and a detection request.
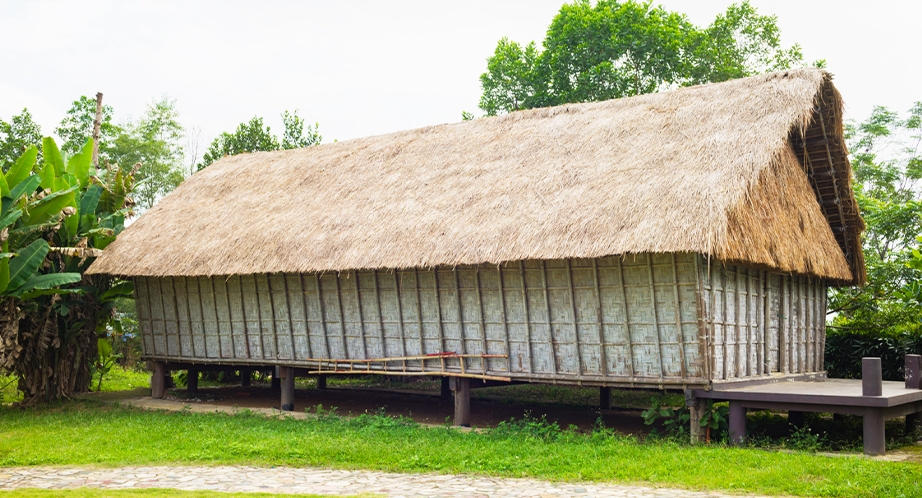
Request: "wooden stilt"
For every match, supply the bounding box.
[240,368,252,387]
[316,375,327,390]
[729,401,746,445]
[186,368,198,394]
[280,366,295,412]
[271,367,281,391]
[151,361,165,399]
[687,394,705,444]
[453,377,471,427]
[441,377,451,401]
[863,410,886,456]
[599,386,611,409]
[788,411,806,428]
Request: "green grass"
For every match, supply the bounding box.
[0,401,919,498]
[0,490,373,498]
[2,366,150,404]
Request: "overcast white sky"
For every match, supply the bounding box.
[1,0,920,157]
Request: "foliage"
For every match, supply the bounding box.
[0,109,43,170]
[641,402,690,436]
[4,401,922,497]
[108,97,187,210]
[479,0,806,116]
[55,96,120,159]
[281,110,322,150]
[824,328,922,380]
[828,103,922,338]
[0,138,136,404]
[198,110,322,170]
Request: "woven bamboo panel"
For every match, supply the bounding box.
[699,256,827,380]
[135,253,708,385]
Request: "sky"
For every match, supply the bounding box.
[1,0,920,161]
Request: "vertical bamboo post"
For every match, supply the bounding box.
[393,271,408,369]
[670,254,687,379]
[646,256,665,379]
[281,274,298,360]
[280,366,295,411]
[592,259,608,378]
[151,361,166,399]
[333,273,348,358]
[540,260,557,375]
[518,261,534,373]
[565,259,584,375]
[616,257,635,379]
[497,264,512,374]
[352,270,368,359]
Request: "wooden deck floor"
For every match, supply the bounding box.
[698,379,922,407]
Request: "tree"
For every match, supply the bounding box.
[479,0,806,115]
[0,109,43,171]
[0,138,136,404]
[108,97,187,210]
[198,110,321,170]
[281,110,322,150]
[55,96,120,159]
[828,103,922,335]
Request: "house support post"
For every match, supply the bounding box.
[862,357,885,455]
[280,366,295,412]
[441,377,451,401]
[240,368,252,387]
[271,367,281,391]
[316,375,327,390]
[905,355,922,435]
[151,361,166,399]
[728,401,746,445]
[186,368,198,394]
[686,390,705,444]
[451,377,471,427]
[788,411,805,428]
[599,386,611,409]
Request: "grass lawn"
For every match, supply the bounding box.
[0,490,373,498]
[1,401,919,498]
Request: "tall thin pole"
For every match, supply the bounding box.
[92,92,103,169]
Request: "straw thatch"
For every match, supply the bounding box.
[88,69,864,285]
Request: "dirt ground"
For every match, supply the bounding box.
[162,382,651,433]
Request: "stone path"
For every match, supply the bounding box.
[0,466,771,497]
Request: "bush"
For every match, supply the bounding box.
[825,328,922,380]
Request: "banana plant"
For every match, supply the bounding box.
[0,137,137,404]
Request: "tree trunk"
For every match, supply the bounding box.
[92,92,103,168]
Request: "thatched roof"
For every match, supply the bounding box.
[88,69,865,285]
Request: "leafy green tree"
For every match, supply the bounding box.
[0,138,136,404]
[0,109,43,171]
[479,0,806,116]
[686,1,804,85]
[281,110,322,150]
[108,97,187,210]
[55,96,120,159]
[198,111,321,170]
[828,103,922,335]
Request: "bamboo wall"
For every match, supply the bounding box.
[134,252,827,387]
[699,260,827,381]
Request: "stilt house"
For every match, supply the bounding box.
[88,69,864,398]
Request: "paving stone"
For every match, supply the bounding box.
[0,466,772,497]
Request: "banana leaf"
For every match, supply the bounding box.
[42,137,65,176]
[8,272,82,297]
[65,139,94,188]
[6,239,49,291]
[4,146,37,190]
[8,175,41,203]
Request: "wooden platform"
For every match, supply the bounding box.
[694,375,922,455]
